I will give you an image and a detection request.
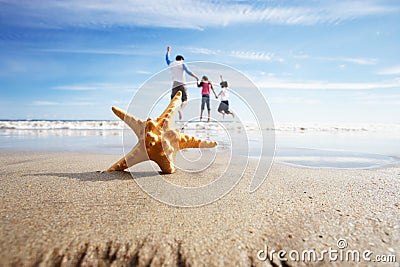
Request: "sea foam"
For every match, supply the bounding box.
[1,120,399,133]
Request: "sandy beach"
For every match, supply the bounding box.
[0,151,399,266]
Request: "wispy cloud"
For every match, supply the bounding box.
[41,48,140,56]
[33,101,95,106]
[317,56,378,65]
[293,53,310,59]
[182,46,284,62]
[377,66,400,75]
[1,0,397,29]
[53,83,136,92]
[32,101,59,106]
[230,50,283,62]
[54,85,97,91]
[291,52,378,65]
[184,47,219,55]
[269,96,320,105]
[357,93,400,105]
[136,70,152,75]
[292,54,378,65]
[343,58,377,65]
[258,79,400,90]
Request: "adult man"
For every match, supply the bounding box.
[165,46,199,120]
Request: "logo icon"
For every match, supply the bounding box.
[124,62,275,206]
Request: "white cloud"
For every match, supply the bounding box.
[363,99,400,105]
[2,0,397,29]
[33,101,95,106]
[33,101,59,106]
[317,56,377,65]
[136,70,152,75]
[342,57,377,65]
[41,48,140,56]
[184,47,219,55]
[260,72,276,77]
[291,52,378,65]
[291,53,377,65]
[67,102,95,106]
[269,96,320,104]
[53,83,135,92]
[54,85,97,91]
[357,93,400,100]
[184,47,283,62]
[377,66,400,75]
[230,50,283,62]
[293,54,309,59]
[356,92,400,105]
[257,79,400,90]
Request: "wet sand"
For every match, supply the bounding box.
[0,151,399,266]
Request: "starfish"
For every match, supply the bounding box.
[105,91,218,174]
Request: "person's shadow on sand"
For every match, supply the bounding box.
[29,171,159,182]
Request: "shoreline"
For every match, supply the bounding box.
[2,123,400,170]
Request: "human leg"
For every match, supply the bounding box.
[223,100,234,118]
[220,101,230,119]
[171,82,187,120]
[206,96,211,122]
[179,101,187,120]
[201,95,210,122]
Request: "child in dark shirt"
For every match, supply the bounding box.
[217,80,234,119]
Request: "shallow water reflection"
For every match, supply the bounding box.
[1,127,399,169]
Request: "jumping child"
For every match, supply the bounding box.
[197,76,218,122]
[217,77,234,119]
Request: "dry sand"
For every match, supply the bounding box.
[0,151,399,266]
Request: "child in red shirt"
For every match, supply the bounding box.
[197,76,218,122]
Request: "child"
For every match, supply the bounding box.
[217,79,234,119]
[197,76,218,122]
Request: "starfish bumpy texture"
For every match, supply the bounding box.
[105,91,218,174]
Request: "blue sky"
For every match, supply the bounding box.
[0,0,399,124]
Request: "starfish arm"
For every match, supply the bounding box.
[125,143,148,168]
[156,91,182,123]
[147,138,176,174]
[112,106,145,136]
[178,133,218,150]
[152,156,176,174]
[154,117,171,131]
[105,143,147,172]
[104,155,128,172]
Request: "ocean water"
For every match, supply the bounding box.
[1,120,399,169]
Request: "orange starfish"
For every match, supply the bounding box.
[105,91,218,173]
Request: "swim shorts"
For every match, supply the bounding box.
[218,100,230,113]
[171,81,188,102]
